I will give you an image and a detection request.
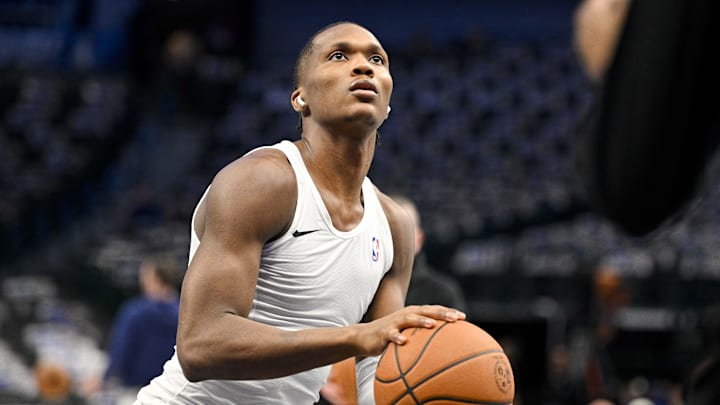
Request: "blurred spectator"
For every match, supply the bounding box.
[579,265,629,404]
[86,255,181,400]
[151,29,204,118]
[392,194,468,311]
[552,264,630,405]
[543,344,578,404]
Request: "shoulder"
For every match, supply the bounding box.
[203,146,297,241]
[212,147,295,197]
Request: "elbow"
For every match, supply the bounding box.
[176,338,212,382]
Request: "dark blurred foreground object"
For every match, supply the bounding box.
[576,0,720,236]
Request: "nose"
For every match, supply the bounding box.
[352,57,374,77]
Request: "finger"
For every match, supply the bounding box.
[444,310,467,322]
[402,313,437,330]
[414,305,467,322]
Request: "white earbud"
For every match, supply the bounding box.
[387,105,391,114]
[297,96,306,107]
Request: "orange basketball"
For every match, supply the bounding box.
[374,320,515,405]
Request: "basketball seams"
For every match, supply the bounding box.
[375,322,451,384]
[406,322,450,373]
[374,322,514,404]
[408,349,506,396]
[380,323,453,404]
[381,347,507,404]
[396,344,418,405]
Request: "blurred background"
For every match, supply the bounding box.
[0,0,718,404]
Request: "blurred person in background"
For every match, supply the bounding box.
[391,194,467,312]
[85,255,181,403]
[582,265,628,404]
[555,264,628,405]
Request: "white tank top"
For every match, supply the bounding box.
[136,140,393,404]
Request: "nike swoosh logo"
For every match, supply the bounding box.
[292,229,320,237]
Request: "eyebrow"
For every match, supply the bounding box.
[328,41,387,56]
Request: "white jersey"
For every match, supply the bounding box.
[136,140,393,404]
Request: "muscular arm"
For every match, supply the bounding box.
[177,153,463,382]
[177,150,357,381]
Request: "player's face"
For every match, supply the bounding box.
[301,23,393,128]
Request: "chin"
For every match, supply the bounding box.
[342,113,379,128]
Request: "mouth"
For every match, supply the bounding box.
[349,80,378,95]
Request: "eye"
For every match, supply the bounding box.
[329,51,347,61]
[370,55,385,65]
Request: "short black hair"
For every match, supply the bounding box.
[293,21,359,90]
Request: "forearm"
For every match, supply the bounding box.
[178,313,362,382]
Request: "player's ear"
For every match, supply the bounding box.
[292,89,306,112]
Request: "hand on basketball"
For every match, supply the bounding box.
[354,305,466,356]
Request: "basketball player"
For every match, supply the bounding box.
[134,21,465,404]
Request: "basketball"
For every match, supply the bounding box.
[374,320,514,405]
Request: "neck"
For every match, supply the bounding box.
[298,128,376,199]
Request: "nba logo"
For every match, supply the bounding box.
[371,236,380,262]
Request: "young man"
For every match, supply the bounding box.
[135,21,464,404]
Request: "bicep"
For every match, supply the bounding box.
[181,231,263,322]
[178,155,295,334]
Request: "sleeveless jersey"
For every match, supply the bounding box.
[135,140,393,404]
